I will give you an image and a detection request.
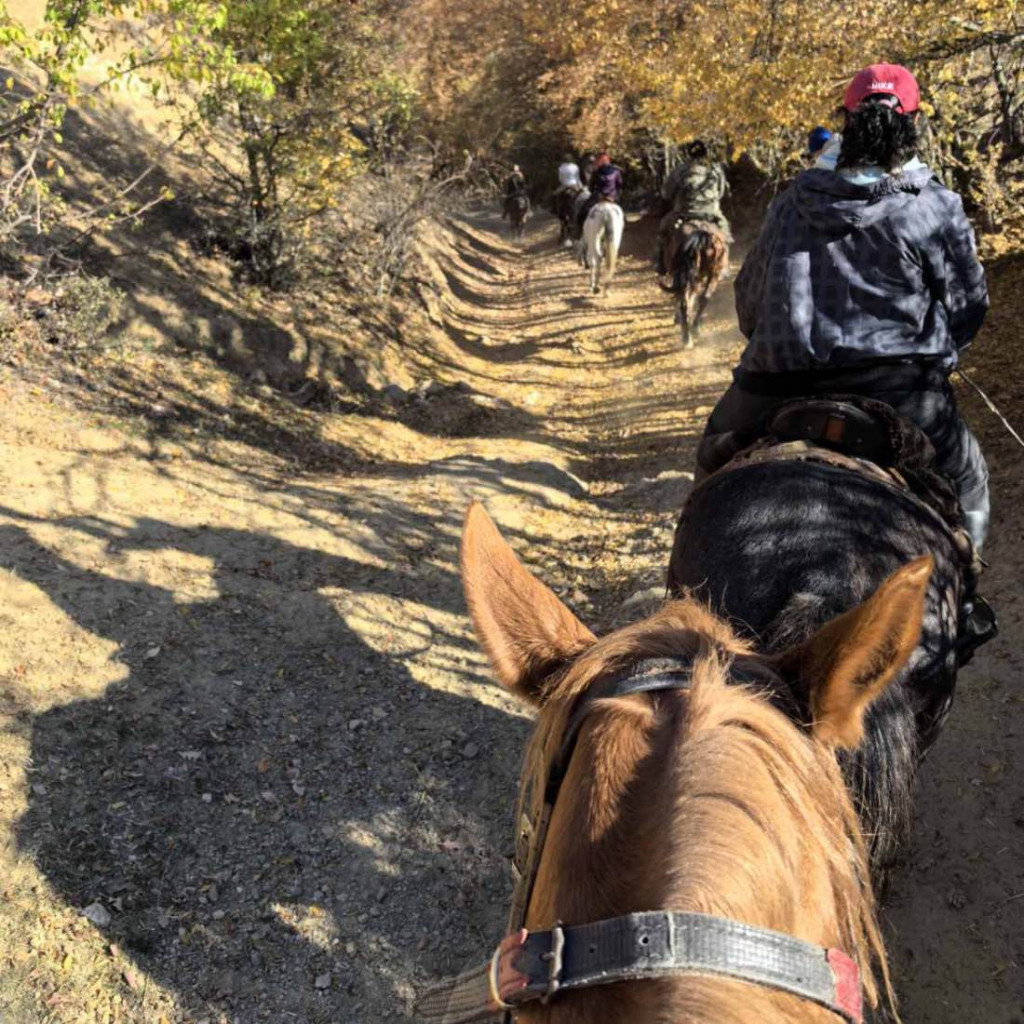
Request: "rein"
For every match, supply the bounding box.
[416,657,865,1024]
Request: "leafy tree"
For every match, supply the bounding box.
[196,0,417,286]
[0,0,233,273]
[412,0,1024,227]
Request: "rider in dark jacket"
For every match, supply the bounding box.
[577,153,623,225]
[698,63,990,551]
[503,165,528,219]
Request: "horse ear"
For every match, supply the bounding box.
[775,556,934,748]
[461,502,595,703]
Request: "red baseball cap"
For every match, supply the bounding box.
[843,63,920,114]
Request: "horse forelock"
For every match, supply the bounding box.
[518,597,894,1023]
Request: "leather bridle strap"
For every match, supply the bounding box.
[548,655,797,800]
[416,910,863,1024]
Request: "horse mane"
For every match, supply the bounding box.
[519,598,897,1022]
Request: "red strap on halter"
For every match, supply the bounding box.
[827,948,864,1024]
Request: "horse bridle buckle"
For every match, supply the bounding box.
[539,924,565,1003]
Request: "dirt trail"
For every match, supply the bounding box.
[0,209,1020,1023]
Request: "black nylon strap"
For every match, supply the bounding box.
[415,911,861,1024]
[544,655,696,798]
[552,657,695,790]
[549,655,795,799]
[512,912,851,1015]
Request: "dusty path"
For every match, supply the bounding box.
[0,209,1020,1023]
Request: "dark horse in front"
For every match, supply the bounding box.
[553,186,587,247]
[668,403,986,886]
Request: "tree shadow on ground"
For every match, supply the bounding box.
[6,510,527,1022]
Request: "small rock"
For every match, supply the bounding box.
[462,743,479,760]
[381,384,407,406]
[145,646,161,660]
[370,706,387,720]
[81,902,112,928]
[348,719,365,731]
[215,968,237,997]
[314,972,331,990]
[201,792,213,803]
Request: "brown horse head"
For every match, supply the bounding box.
[461,502,931,1022]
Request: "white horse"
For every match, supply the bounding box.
[580,199,624,295]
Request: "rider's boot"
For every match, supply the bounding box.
[953,522,998,666]
[654,239,666,276]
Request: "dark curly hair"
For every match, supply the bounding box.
[837,97,919,172]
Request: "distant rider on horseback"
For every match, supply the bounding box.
[552,153,587,241]
[577,152,623,227]
[697,63,990,554]
[655,140,729,276]
[555,154,583,193]
[503,164,528,219]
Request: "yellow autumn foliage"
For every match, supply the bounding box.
[411,0,1023,190]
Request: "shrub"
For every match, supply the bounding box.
[44,275,125,350]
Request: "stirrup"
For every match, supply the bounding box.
[956,595,998,667]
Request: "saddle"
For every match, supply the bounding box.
[699,396,997,664]
[664,219,722,262]
[703,397,953,511]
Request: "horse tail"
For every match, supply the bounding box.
[674,229,710,295]
[606,236,619,281]
[603,205,623,281]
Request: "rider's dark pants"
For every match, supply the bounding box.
[696,362,990,549]
[577,194,600,226]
